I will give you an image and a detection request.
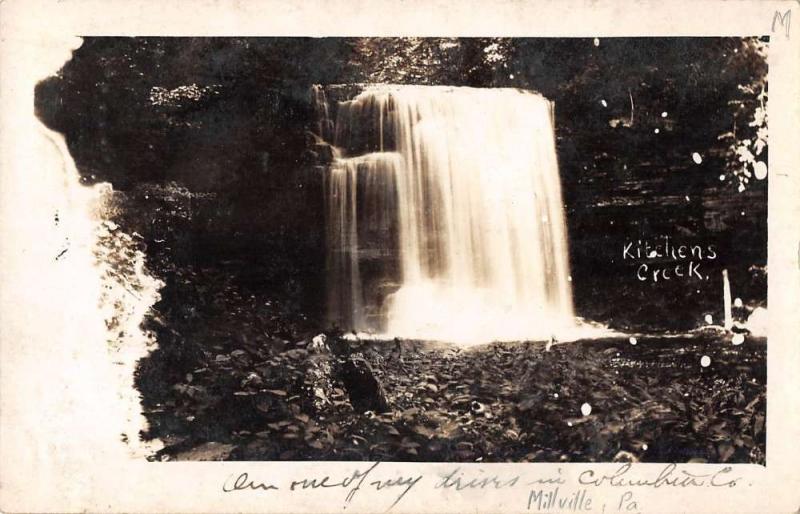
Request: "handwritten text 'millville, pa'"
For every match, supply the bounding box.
[221,462,741,511]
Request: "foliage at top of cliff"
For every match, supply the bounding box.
[34,37,767,194]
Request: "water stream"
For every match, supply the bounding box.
[316,84,578,344]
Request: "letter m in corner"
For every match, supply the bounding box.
[772,9,791,38]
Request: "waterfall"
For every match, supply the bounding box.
[316,84,576,344]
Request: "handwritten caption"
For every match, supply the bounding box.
[622,236,717,283]
[221,462,741,512]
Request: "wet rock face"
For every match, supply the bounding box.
[341,353,390,413]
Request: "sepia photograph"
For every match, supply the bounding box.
[33,36,769,466]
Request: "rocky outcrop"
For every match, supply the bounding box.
[341,352,390,413]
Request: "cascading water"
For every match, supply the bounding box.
[316,84,576,344]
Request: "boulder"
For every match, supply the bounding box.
[173,442,235,461]
[309,333,329,353]
[341,353,390,413]
[315,143,336,163]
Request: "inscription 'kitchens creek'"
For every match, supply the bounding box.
[623,236,718,282]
